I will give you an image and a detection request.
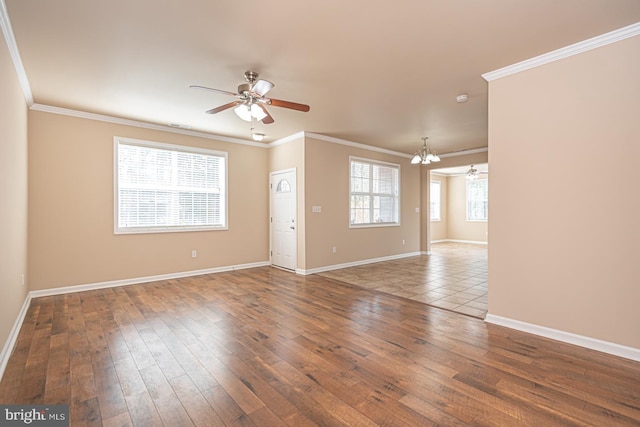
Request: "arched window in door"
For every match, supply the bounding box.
[276,179,291,193]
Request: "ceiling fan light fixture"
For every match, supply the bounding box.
[234,104,252,121]
[193,71,310,125]
[250,103,267,121]
[251,132,265,142]
[234,102,268,121]
[466,165,479,180]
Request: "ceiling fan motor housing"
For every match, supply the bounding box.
[237,83,251,96]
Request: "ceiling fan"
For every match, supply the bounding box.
[191,71,310,124]
[464,165,488,180]
[439,165,489,180]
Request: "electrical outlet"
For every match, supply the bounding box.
[402,239,406,245]
[191,250,197,258]
[332,246,337,254]
[21,273,25,286]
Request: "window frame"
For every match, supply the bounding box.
[466,178,488,222]
[430,180,441,222]
[114,136,228,234]
[349,156,401,228]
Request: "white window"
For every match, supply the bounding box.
[467,179,488,221]
[114,137,227,234]
[349,157,400,227]
[430,180,441,221]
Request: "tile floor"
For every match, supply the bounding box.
[317,242,488,318]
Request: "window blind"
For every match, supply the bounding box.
[350,157,400,227]
[115,138,227,233]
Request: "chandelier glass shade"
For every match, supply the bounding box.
[410,137,440,165]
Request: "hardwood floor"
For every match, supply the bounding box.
[1,267,639,426]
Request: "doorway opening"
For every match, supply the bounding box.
[427,163,488,316]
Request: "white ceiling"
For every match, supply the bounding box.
[4,1,640,155]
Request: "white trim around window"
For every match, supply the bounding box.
[349,156,400,228]
[114,136,228,234]
[430,180,441,222]
[466,179,488,222]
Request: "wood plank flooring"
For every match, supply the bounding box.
[0,267,639,426]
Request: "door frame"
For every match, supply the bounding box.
[269,168,297,271]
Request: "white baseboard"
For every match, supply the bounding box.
[485,314,640,362]
[298,252,422,275]
[0,293,32,381]
[431,239,488,245]
[29,261,270,298]
[0,260,269,382]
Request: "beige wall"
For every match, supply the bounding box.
[428,172,489,243]
[28,111,269,290]
[425,151,488,247]
[447,175,488,242]
[0,31,29,348]
[268,136,306,269]
[269,135,422,271]
[488,36,640,348]
[302,137,421,270]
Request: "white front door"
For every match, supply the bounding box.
[270,169,297,271]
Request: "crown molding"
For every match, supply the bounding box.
[439,146,488,158]
[30,104,266,147]
[29,104,487,158]
[29,105,487,158]
[268,131,414,159]
[268,131,305,147]
[302,132,413,158]
[483,22,640,82]
[0,0,33,105]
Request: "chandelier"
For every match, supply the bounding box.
[410,137,440,165]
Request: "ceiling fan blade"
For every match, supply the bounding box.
[252,79,274,96]
[190,85,238,97]
[205,101,241,114]
[266,98,310,112]
[255,104,274,124]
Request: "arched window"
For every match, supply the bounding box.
[276,179,291,193]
